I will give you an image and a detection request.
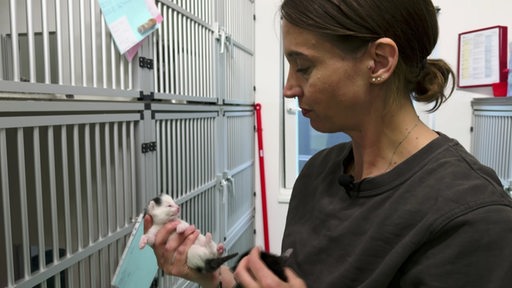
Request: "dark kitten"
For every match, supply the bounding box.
[232,249,293,287]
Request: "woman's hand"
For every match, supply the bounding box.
[143,215,218,287]
[234,247,307,288]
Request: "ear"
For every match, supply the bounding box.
[147,201,155,213]
[368,38,398,83]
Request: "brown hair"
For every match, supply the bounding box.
[280,0,455,112]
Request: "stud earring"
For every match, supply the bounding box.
[371,76,384,83]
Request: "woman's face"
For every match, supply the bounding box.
[283,20,372,133]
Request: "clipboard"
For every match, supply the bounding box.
[111,213,159,288]
[457,25,508,88]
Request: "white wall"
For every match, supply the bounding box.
[432,0,512,147]
[253,0,286,253]
[254,0,512,253]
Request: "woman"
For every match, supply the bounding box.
[147,0,512,287]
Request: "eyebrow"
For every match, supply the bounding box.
[285,51,308,61]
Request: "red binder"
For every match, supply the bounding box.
[457,25,508,88]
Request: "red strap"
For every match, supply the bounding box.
[255,103,270,252]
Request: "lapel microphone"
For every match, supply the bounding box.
[338,174,355,192]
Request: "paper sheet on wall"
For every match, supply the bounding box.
[98,0,162,61]
[458,28,501,87]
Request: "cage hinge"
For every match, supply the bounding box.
[141,141,157,154]
[138,56,154,70]
[138,91,155,101]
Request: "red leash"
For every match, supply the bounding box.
[255,103,270,251]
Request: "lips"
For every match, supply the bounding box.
[301,107,312,117]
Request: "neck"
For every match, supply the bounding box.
[348,117,437,181]
[385,117,420,171]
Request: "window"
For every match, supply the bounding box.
[283,96,351,190]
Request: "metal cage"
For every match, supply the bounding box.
[471,97,512,194]
[0,0,255,287]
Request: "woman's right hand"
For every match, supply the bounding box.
[143,215,218,286]
[234,247,307,288]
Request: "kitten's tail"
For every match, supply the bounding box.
[203,253,239,273]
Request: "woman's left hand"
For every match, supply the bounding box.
[234,247,307,288]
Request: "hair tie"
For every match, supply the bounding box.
[419,59,428,72]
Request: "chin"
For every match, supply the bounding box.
[309,122,332,133]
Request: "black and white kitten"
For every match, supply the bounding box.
[139,193,237,272]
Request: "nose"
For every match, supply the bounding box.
[283,70,303,99]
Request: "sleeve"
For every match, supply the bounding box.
[399,204,512,288]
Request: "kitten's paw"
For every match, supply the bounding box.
[176,222,189,233]
[217,243,225,256]
[205,232,213,242]
[139,236,148,249]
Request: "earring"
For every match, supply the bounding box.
[371,76,384,82]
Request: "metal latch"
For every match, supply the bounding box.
[141,141,157,153]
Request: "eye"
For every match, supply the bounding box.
[296,66,311,75]
[293,57,312,76]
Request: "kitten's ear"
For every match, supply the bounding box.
[147,201,156,212]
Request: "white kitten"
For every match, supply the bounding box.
[139,194,237,272]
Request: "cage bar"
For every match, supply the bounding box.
[1,129,14,286]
